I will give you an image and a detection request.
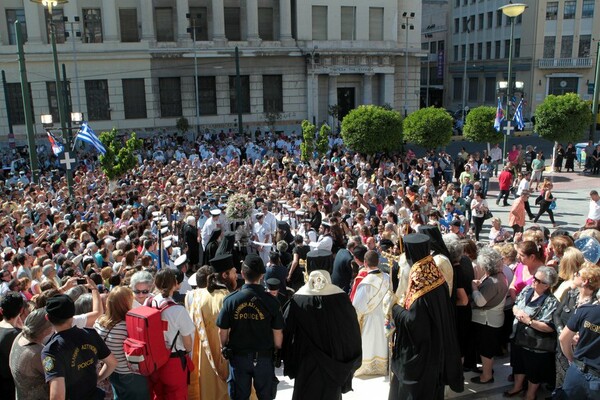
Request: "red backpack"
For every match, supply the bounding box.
[123,301,179,376]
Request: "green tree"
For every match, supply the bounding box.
[98,129,143,180]
[316,123,331,158]
[341,105,403,154]
[300,120,316,162]
[403,107,453,149]
[462,106,502,143]
[535,93,592,143]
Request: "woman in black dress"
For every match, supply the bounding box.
[564,142,576,172]
[553,144,564,172]
[592,144,600,175]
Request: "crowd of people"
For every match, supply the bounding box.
[0,129,599,400]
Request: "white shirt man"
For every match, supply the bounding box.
[201,210,221,250]
[588,190,600,222]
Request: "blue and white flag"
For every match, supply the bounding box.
[513,99,525,130]
[494,98,504,132]
[75,122,106,155]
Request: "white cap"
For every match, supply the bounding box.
[188,272,198,287]
[163,240,172,249]
[210,209,221,216]
[174,254,188,268]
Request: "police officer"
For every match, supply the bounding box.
[217,254,284,400]
[41,294,118,399]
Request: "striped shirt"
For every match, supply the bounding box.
[94,321,131,374]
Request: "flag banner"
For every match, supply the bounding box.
[494,98,504,132]
[513,99,525,130]
[75,122,106,155]
[47,131,64,155]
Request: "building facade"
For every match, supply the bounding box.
[0,0,423,145]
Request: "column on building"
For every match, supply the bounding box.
[362,73,374,105]
[176,0,190,40]
[279,0,293,44]
[23,1,43,44]
[102,0,119,42]
[212,0,226,44]
[328,74,338,127]
[140,0,155,41]
[383,73,394,108]
[308,71,320,125]
[246,0,260,44]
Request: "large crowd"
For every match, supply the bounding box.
[0,129,599,400]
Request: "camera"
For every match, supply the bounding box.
[76,278,87,285]
[221,346,233,360]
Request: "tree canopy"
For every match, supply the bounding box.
[98,129,143,180]
[535,93,592,143]
[316,123,330,158]
[462,106,503,143]
[300,120,316,162]
[403,107,453,149]
[341,105,403,154]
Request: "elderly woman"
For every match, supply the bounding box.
[553,262,599,392]
[505,266,559,400]
[9,308,54,399]
[552,247,584,302]
[488,217,511,244]
[130,270,154,307]
[470,247,509,384]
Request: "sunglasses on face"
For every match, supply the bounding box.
[133,290,150,295]
[532,276,549,286]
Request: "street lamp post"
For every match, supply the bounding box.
[499,2,527,166]
[32,0,74,198]
[462,18,471,127]
[401,12,415,118]
[187,13,201,143]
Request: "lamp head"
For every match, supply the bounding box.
[499,3,527,18]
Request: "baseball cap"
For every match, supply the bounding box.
[46,295,75,320]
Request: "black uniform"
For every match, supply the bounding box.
[217,283,284,400]
[42,327,111,399]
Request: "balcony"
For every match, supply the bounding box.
[538,58,592,69]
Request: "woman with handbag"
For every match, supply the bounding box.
[533,181,557,228]
[552,263,599,393]
[470,190,488,242]
[504,266,559,399]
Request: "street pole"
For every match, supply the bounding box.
[462,21,470,125]
[590,41,600,141]
[67,19,82,113]
[235,46,243,139]
[1,71,15,149]
[502,16,516,167]
[192,18,200,143]
[404,17,409,117]
[15,21,39,184]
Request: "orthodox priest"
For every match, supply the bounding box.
[282,270,362,400]
[185,254,237,400]
[388,233,463,399]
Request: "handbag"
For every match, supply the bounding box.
[483,209,493,220]
[512,296,557,353]
[549,200,556,210]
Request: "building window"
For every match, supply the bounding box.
[470,16,475,32]
[504,39,510,58]
[487,12,493,29]
[564,1,576,19]
[369,7,384,40]
[453,77,462,101]
[82,8,103,43]
[199,76,217,115]
[582,0,594,18]
[477,42,482,60]
[495,41,501,59]
[469,43,474,60]
[514,39,521,58]
[155,8,174,41]
[486,42,491,59]
[430,41,437,54]
[438,40,445,52]
[85,80,110,121]
[579,35,591,57]
[312,6,327,40]
[516,14,522,24]
[7,83,32,125]
[224,7,241,40]
[122,79,147,119]
[455,0,460,7]
[549,77,578,95]
[468,77,478,102]
[546,2,558,20]
[454,18,459,34]
[543,36,556,58]
[46,81,60,122]
[6,9,27,45]
[461,45,466,60]
[119,9,139,42]
[462,16,467,32]
[158,77,181,118]
[477,13,483,30]
[188,7,208,41]
[422,42,429,51]
[484,77,496,102]
[258,7,274,40]
[454,45,459,62]
[561,35,573,58]
[341,6,356,40]
[496,10,502,27]
[45,8,65,44]
[263,75,283,112]
[229,76,250,114]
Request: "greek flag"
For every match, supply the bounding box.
[75,122,106,155]
[513,99,525,130]
[494,98,504,132]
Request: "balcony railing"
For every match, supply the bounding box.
[538,58,592,69]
